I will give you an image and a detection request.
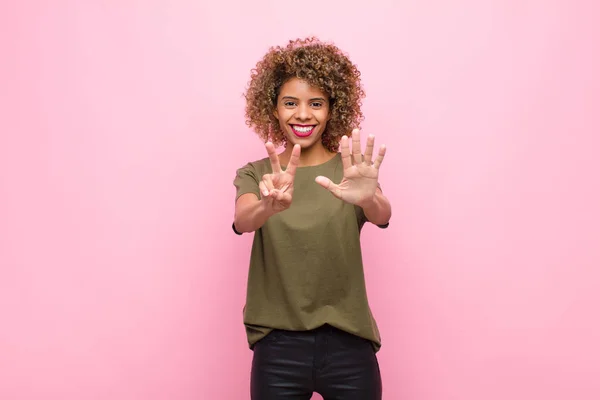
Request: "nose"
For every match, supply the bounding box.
[295,103,311,121]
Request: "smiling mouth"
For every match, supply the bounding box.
[291,125,316,137]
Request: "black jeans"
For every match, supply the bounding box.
[251,324,382,399]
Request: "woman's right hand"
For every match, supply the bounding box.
[260,142,301,213]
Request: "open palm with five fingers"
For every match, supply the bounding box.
[315,129,386,207]
[260,142,301,214]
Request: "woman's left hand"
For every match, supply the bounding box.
[315,128,386,207]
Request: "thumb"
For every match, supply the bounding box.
[315,176,342,199]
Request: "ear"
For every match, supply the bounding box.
[273,107,279,119]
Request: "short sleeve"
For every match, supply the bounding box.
[232,162,262,235]
[233,162,261,202]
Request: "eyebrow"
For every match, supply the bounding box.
[281,96,327,102]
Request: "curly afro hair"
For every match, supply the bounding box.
[244,37,365,152]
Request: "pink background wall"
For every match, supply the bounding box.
[1,1,599,399]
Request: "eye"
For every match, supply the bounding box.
[284,101,296,107]
[311,102,323,108]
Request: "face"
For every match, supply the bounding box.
[273,77,331,150]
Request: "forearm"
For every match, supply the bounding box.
[361,189,392,226]
[233,196,275,233]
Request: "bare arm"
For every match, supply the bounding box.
[362,187,392,226]
[233,143,300,234]
[233,193,275,233]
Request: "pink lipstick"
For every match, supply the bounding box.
[291,124,315,138]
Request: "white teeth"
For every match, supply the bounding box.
[293,126,313,132]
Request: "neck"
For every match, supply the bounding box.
[280,142,335,167]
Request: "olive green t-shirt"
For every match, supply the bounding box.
[233,153,386,352]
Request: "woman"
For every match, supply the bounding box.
[233,37,391,400]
